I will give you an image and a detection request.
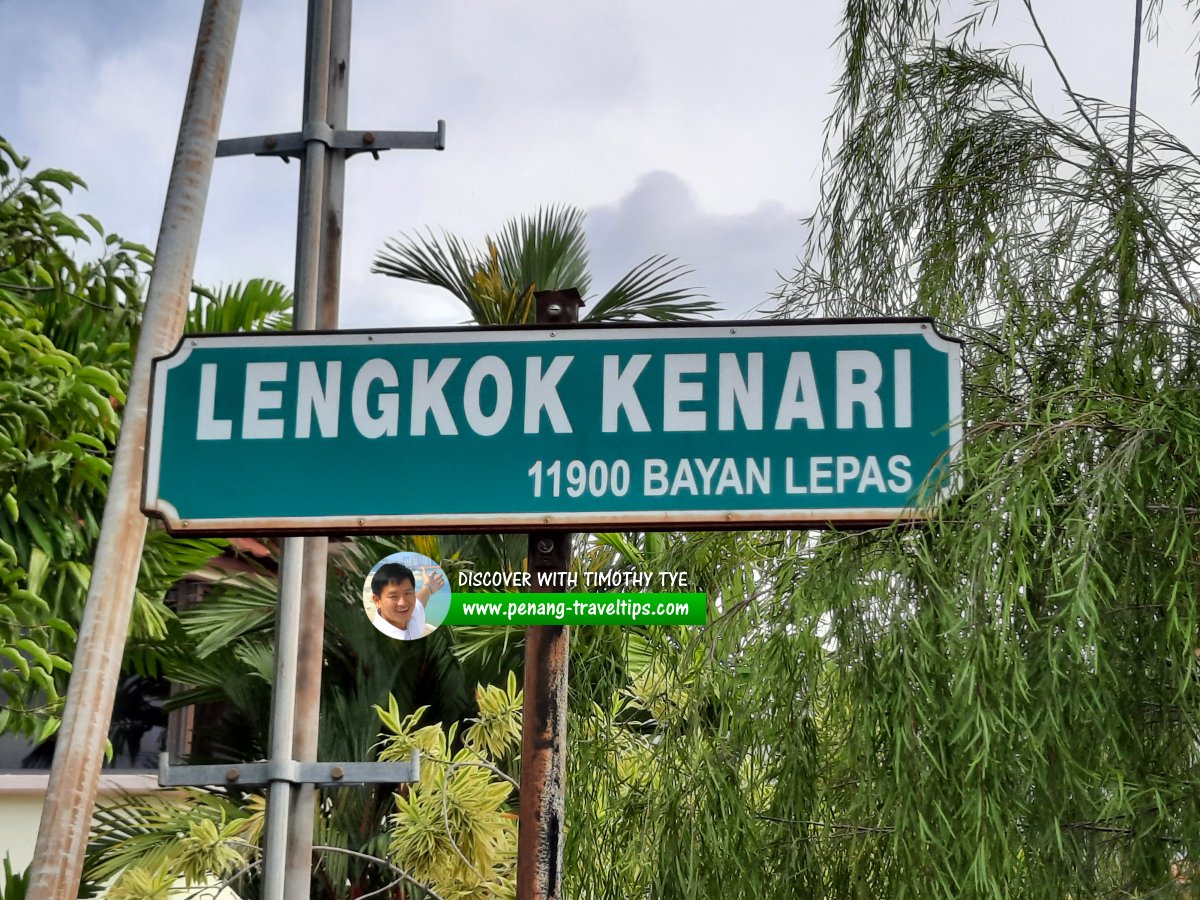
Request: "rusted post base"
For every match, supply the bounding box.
[517,288,581,899]
[518,532,571,900]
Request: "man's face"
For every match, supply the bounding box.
[374,578,417,630]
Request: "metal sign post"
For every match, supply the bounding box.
[200,0,443,896]
[518,532,571,899]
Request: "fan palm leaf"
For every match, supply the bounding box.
[373,204,716,324]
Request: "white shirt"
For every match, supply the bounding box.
[372,601,428,641]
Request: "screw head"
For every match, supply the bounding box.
[225,767,239,782]
[331,766,345,780]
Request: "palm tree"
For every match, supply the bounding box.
[373,203,739,697]
[372,204,716,324]
[372,202,728,698]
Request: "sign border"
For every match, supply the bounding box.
[143,318,962,535]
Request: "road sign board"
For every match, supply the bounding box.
[143,320,961,534]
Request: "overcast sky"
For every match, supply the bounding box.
[3,1,1198,327]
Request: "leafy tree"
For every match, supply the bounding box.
[512,4,1200,898]
[760,1,1200,896]
[0,138,300,900]
[0,137,235,751]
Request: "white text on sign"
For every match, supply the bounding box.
[194,350,914,441]
[526,455,913,498]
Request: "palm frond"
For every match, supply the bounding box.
[493,205,591,296]
[586,255,714,322]
[375,205,710,324]
[178,584,277,658]
[372,228,485,318]
[136,531,226,597]
[187,278,293,334]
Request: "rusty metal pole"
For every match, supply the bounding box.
[283,0,349,893]
[26,2,243,896]
[517,290,582,900]
[315,0,350,334]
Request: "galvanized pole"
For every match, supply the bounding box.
[26,1,243,896]
[283,0,350,892]
[517,290,581,900]
[262,0,334,896]
[261,544,306,898]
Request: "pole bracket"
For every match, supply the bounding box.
[216,121,446,160]
[302,120,335,147]
[158,751,420,788]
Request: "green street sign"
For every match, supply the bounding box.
[143,320,961,534]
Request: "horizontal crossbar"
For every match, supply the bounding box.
[158,751,420,788]
[216,122,446,159]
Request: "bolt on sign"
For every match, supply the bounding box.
[142,320,962,534]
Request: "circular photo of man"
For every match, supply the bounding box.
[362,551,451,641]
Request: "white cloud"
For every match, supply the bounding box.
[3,0,1199,333]
[587,171,806,319]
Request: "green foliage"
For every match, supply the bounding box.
[463,670,523,762]
[0,137,300,754]
[750,1,1200,896]
[86,649,517,899]
[88,790,262,897]
[187,279,292,334]
[373,204,717,323]
[0,137,217,746]
[89,535,480,898]
[563,531,809,899]
[377,678,522,898]
[0,854,28,900]
[103,867,181,900]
